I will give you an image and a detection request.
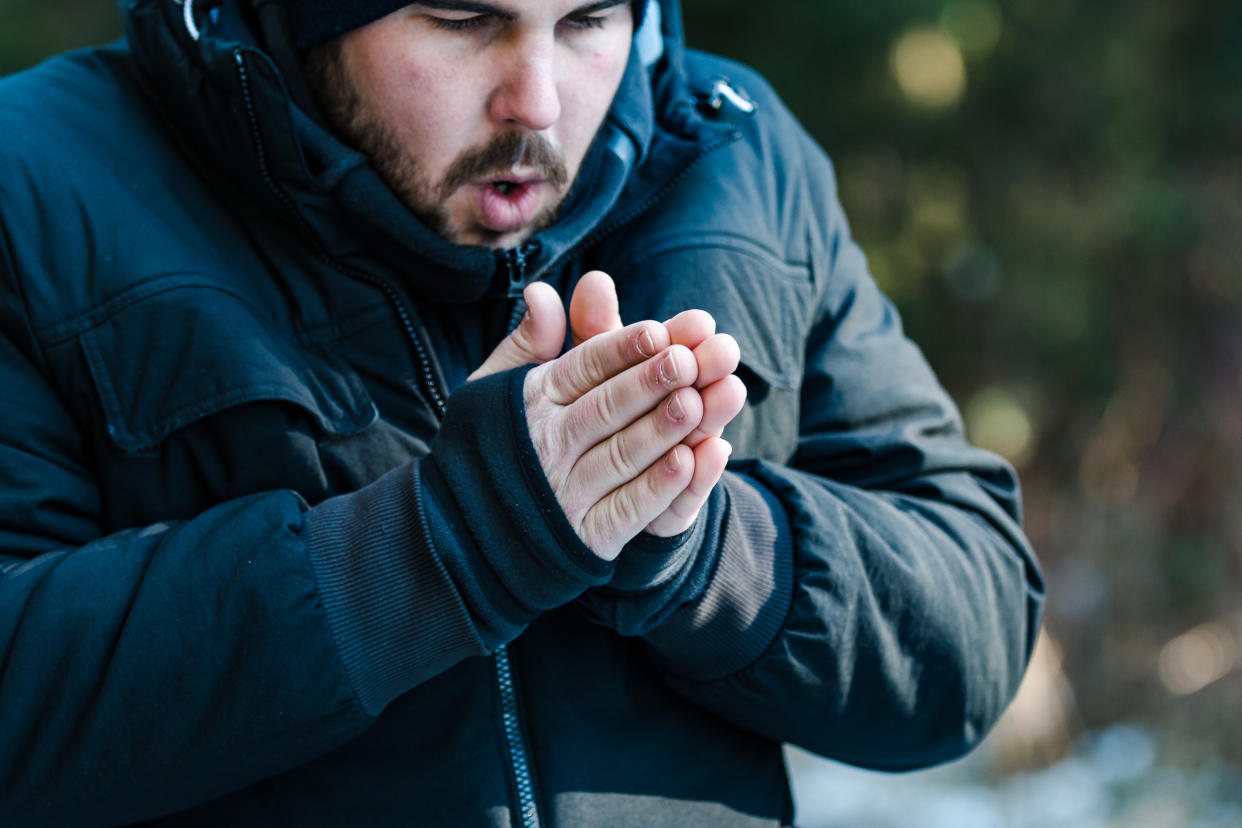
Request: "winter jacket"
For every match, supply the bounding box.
[0,0,1044,825]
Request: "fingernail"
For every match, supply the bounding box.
[666,390,686,421]
[665,447,682,473]
[659,352,679,384]
[636,328,656,357]
[723,440,733,456]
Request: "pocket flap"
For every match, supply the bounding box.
[80,283,378,455]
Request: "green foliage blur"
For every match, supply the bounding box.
[0,0,120,74]
[4,0,1241,778]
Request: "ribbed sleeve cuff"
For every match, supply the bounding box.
[304,462,485,717]
[608,518,706,592]
[420,366,615,647]
[642,472,795,681]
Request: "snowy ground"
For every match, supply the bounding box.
[786,725,1242,827]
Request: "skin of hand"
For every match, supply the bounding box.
[469,272,746,550]
[570,272,746,536]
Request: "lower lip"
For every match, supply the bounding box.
[475,181,544,234]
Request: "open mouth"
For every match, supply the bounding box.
[490,178,542,197]
[475,178,543,234]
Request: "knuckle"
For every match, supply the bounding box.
[560,345,609,399]
[604,435,635,478]
[591,382,623,427]
[580,504,626,560]
[560,391,613,453]
[559,491,588,529]
[609,485,645,533]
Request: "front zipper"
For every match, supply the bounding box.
[485,136,740,828]
[494,644,541,828]
[494,241,543,828]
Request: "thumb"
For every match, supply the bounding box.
[468,281,566,381]
[570,270,623,346]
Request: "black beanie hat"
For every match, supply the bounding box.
[282,0,650,50]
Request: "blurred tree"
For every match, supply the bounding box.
[0,0,121,75]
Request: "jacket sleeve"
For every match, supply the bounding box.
[580,119,1044,771]
[0,298,606,826]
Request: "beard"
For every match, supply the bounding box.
[304,39,571,245]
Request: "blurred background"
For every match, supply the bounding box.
[3,0,1239,824]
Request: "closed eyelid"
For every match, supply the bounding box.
[568,0,632,15]
[411,1,516,21]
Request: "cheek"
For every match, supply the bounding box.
[565,60,628,150]
[367,62,477,166]
[368,60,457,124]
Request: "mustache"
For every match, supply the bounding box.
[438,132,570,199]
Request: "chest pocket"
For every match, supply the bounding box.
[608,235,812,463]
[75,280,381,526]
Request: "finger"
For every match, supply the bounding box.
[645,438,732,537]
[683,373,747,448]
[555,345,699,460]
[561,385,703,519]
[531,320,672,406]
[468,282,566,381]
[570,270,623,346]
[664,309,715,351]
[578,444,695,560]
[691,333,740,390]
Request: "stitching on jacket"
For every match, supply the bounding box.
[96,379,370,454]
[35,274,267,346]
[78,327,126,447]
[619,232,811,277]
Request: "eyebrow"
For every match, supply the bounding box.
[411,0,632,21]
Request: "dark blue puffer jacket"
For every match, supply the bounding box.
[0,0,1043,825]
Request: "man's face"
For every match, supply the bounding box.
[307,0,635,249]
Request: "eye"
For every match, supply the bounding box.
[428,13,492,31]
[564,14,608,30]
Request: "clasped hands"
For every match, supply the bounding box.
[468,271,747,561]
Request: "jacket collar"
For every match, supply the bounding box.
[120,0,722,303]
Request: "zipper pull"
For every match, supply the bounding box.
[703,77,757,116]
[505,247,528,300]
[502,242,541,333]
[503,241,541,300]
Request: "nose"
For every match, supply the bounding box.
[488,33,561,131]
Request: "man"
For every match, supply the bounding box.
[0,0,1043,825]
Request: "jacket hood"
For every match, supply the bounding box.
[118,0,719,304]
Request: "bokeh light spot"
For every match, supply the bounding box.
[890,28,967,109]
[966,387,1035,467]
[1157,623,1237,696]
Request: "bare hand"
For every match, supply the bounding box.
[470,275,711,559]
[569,272,747,537]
